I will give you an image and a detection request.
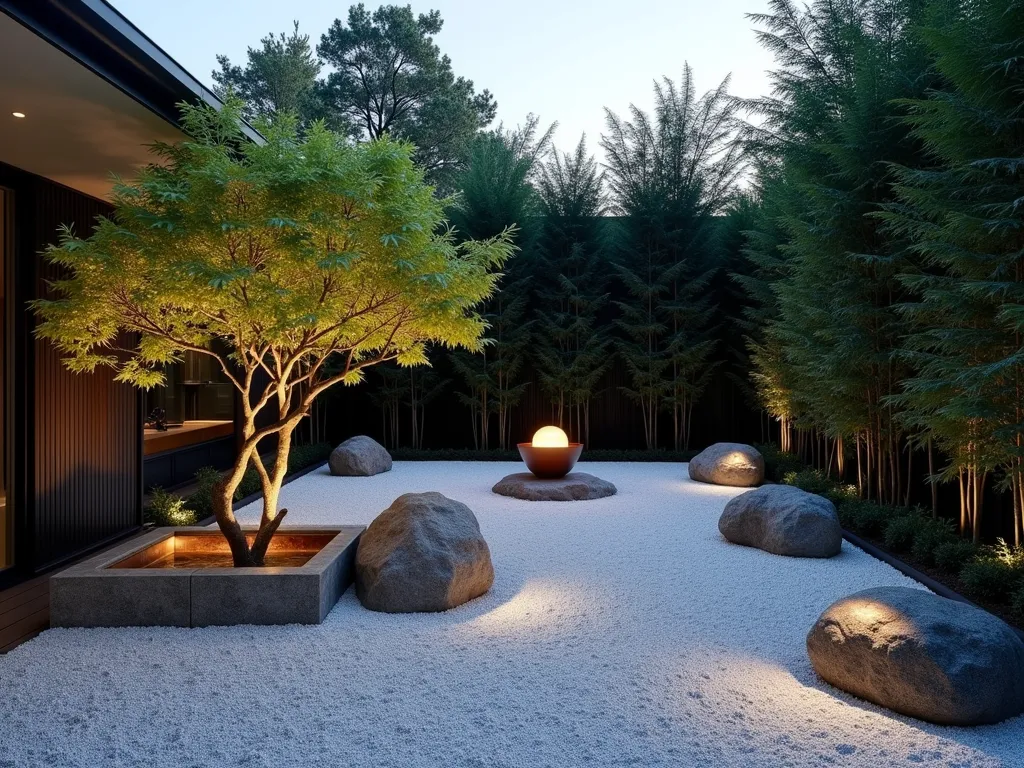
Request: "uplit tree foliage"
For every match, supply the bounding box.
[602,66,743,450]
[33,102,513,567]
[883,0,1024,544]
[743,0,932,501]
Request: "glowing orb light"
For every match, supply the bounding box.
[532,426,569,448]
[518,426,582,478]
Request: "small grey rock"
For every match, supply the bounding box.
[807,586,1024,725]
[329,435,392,476]
[355,492,493,613]
[688,443,764,487]
[492,472,617,501]
[719,484,841,557]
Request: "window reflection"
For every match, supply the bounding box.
[143,349,235,455]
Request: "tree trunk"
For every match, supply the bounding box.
[212,479,253,567]
[249,426,293,565]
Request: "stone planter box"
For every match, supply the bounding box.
[50,526,363,628]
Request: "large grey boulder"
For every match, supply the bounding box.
[329,435,392,477]
[688,442,764,487]
[807,586,1024,725]
[355,492,493,613]
[492,472,617,501]
[719,485,841,558]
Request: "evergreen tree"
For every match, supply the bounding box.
[734,167,800,451]
[318,4,497,191]
[213,22,323,126]
[885,0,1024,543]
[448,117,555,448]
[745,0,932,498]
[534,136,610,444]
[602,66,743,450]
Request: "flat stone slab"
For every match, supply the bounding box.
[807,586,1024,725]
[51,526,364,628]
[492,472,617,501]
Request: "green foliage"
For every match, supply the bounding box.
[317,4,496,191]
[236,469,262,500]
[448,117,553,449]
[34,101,512,389]
[602,65,743,450]
[837,500,896,538]
[910,519,958,565]
[533,137,611,443]
[745,0,933,504]
[187,467,222,520]
[1012,586,1024,624]
[961,558,1022,603]
[884,515,922,553]
[933,540,978,574]
[881,0,1024,544]
[781,469,835,497]
[213,22,323,126]
[756,444,804,482]
[286,442,332,473]
[145,487,199,527]
[33,100,511,565]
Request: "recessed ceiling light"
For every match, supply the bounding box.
[11,112,25,118]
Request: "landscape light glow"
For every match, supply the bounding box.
[518,426,582,478]
[532,426,569,448]
[11,112,25,118]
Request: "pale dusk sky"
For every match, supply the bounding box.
[111,0,776,159]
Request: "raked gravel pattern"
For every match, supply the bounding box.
[1,461,1022,767]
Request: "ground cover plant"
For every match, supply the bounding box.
[777,457,1024,627]
[144,443,334,526]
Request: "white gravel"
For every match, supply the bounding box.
[2,461,1022,767]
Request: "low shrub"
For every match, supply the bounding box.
[991,538,1024,570]
[235,468,261,500]
[145,487,198,527]
[782,469,835,496]
[838,499,895,537]
[187,466,222,518]
[183,445,332,519]
[910,518,958,565]
[825,484,860,506]
[960,558,1021,603]
[933,539,978,574]
[883,514,922,553]
[1012,585,1024,624]
[287,442,332,473]
[757,444,804,482]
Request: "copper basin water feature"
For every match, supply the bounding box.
[517,442,584,479]
[109,531,339,569]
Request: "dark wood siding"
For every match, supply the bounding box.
[28,179,141,569]
[1,163,142,575]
